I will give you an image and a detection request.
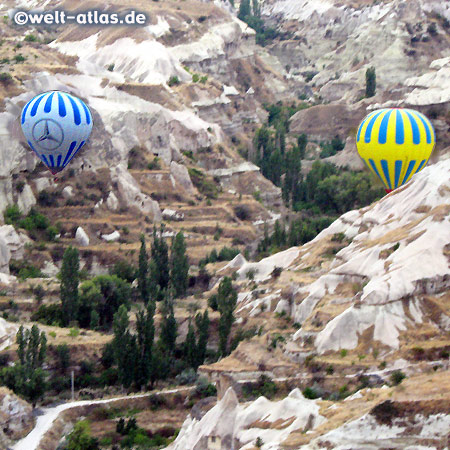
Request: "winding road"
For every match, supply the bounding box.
[12,387,193,450]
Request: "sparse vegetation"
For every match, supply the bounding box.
[167,75,180,87]
[365,66,376,97]
[390,370,406,386]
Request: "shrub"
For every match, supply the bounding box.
[427,22,437,35]
[9,259,45,280]
[24,34,38,42]
[188,167,219,199]
[168,76,180,87]
[38,190,58,206]
[68,327,80,338]
[246,269,257,280]
[234,204,251,221]
[149,394,166,411]
[13,54,26,63]
[192,73,200,82]
[271,266,283,278]
[32,304,62,325]
[4,205,21,225]
[107,63,115,71]
[0,72,13,83]
[371,400,399,425]
[302,386,319,399]
[175,368,198,385]
[208,294,218,311]
[147,156,161,170]
[340,349,348,358]
[390,370,406,386]
[195,376,217,398]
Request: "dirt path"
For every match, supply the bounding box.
[12,387,193,450]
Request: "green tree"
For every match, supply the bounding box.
[195,310,210,368]
[1,325,47,407]
[135,300,155,389]
[297,133,307,159]
[56,343,70,374]
[78,275,131,329]
[252,0,260,17]
[158,292,177,355]
[184,320,197,369]
[150,226,170,293]
[60,246,80,326]
[217,277,238,356]
[66,420,99,450]
[138,235,149,302]
[238,0,251,19]
[365,67,376,98]
[170,231,189,298]
[112,305,132,386]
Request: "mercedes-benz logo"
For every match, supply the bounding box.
[32,119,64,151]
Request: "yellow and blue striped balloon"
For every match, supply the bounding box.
[356,108,435,193]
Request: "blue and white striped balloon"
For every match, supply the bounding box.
[21,91,93,174]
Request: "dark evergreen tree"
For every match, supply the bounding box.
[134,300,155,389]
[184,320,197,369]
[297,133,307,159]
[217,277,237,356]
[158,292,177,355]
[138,235,149,302]
[365,67,376,98]
[252,0,260,17]
[195,310,210,368]
[56,344,70,375]
[2,325,48,407]
[170,231,189,298]
[112,305,131,386]
[238,0,251,19]
[60,246,79,326]
[151,226,170,292]
[78,275,131,329]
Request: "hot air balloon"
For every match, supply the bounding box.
[21,91,93,175]
[356,108,435,193]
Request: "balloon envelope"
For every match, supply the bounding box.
[356,108,435,192]
[21,91,93,175]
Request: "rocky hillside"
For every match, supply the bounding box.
[0,0,448,449]
[200,157,449,377]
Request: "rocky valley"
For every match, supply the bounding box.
[0,0,449,449]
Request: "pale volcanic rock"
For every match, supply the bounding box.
[167,387,324,450]
[111,165,162,221]
[0,225,30,262]
[16,184,36,214]
[290,158,450,353]
[0,318,18,351]
[101,230,121,242]
[75,226,90,247]
[170,161,195,195]
[106,192,119,211]
[0,388,34,441]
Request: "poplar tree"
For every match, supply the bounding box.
[170,231,189,298]
[151,226,170,293]
[217,277,237,356]
[138,235,149,302]
[159,291,177,355]
[60,246,79,326]
[184,320,197,369]
[238,0,251,19]
[195,310,210,368]
[365,67,376,97]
